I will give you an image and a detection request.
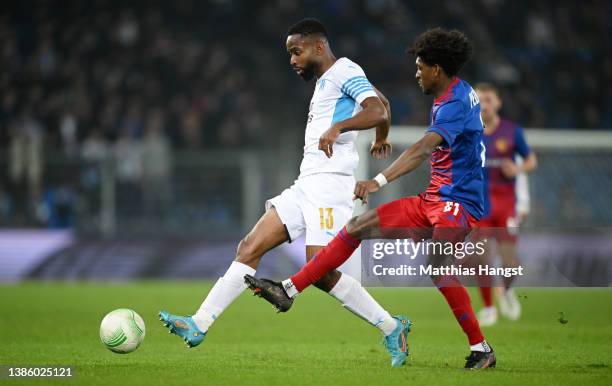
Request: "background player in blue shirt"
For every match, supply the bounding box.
[247,28,497,370]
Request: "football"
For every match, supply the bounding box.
[100,309,146,354]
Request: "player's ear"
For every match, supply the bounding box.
[315,39,325,55]
[433,64,441,78]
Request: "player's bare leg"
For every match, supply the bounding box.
[232,208,290,268]
[496,240,521,320]
[159,207,288,347]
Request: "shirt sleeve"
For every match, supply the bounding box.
[336,62,378,104]
[427,101,464,145]
[514,126,531,157]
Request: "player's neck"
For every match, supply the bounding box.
[483,115,501,134]
[433,76,455,100]
[316,54,337,78]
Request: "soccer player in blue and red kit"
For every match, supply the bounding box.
[473,83,537,326]
[246,28,496,370]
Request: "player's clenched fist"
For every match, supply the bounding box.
[353,179,380,204]
[370,139,392,160]
[319,125,341,158]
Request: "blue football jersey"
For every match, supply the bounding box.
[424,78,485,220]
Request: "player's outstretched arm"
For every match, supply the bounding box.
[319,96,388,158]
[353,132,443,203]
[381,132,443,182]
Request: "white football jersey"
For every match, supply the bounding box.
[299,57,378,178]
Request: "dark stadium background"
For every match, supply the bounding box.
[0,0,610,282]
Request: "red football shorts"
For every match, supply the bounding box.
[475,193,518,242]
[376,193,477,244]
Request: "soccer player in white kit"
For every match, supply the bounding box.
[160,18,411,367]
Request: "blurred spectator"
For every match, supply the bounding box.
[81,128,108,163]
[59,109,78,155]
[141,109,172,218]
[7,108,45,224]
[115,131,141,181]
[114,127,142,216]
[79,127,108,217]
[180,108,204,148]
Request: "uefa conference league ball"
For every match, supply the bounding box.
[100,309,146,353]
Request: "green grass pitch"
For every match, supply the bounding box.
[1,282,611,385]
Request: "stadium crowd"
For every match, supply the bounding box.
[1,1,610,151]
[0,0,609,228]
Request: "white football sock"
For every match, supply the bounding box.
[281,278,299,298]
[192,261,255,332]
[470,340,492,352]
[329,273,397,336]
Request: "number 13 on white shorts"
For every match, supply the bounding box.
[319,208,334,230]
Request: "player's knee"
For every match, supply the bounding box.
[345,216,364,240]
[235,234,261,266]
[313,270,341,292]
[345,209,379,240]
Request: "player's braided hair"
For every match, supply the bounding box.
[408,28,473,77]
[288,18,328,38]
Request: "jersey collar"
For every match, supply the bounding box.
[317,57,345,83]
[434,77,459,105]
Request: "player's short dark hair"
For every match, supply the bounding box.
[475,82,499,96]
[407,28,473,77]
[288,18,328,38]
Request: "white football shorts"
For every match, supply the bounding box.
[266,173,355,246]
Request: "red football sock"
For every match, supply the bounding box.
[290,227,360,292]
[435,275,485,345]
[479,286,493,308]
[477,275,494,307]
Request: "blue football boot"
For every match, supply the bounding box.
[159,310,206,348]
[383,315,412,367]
